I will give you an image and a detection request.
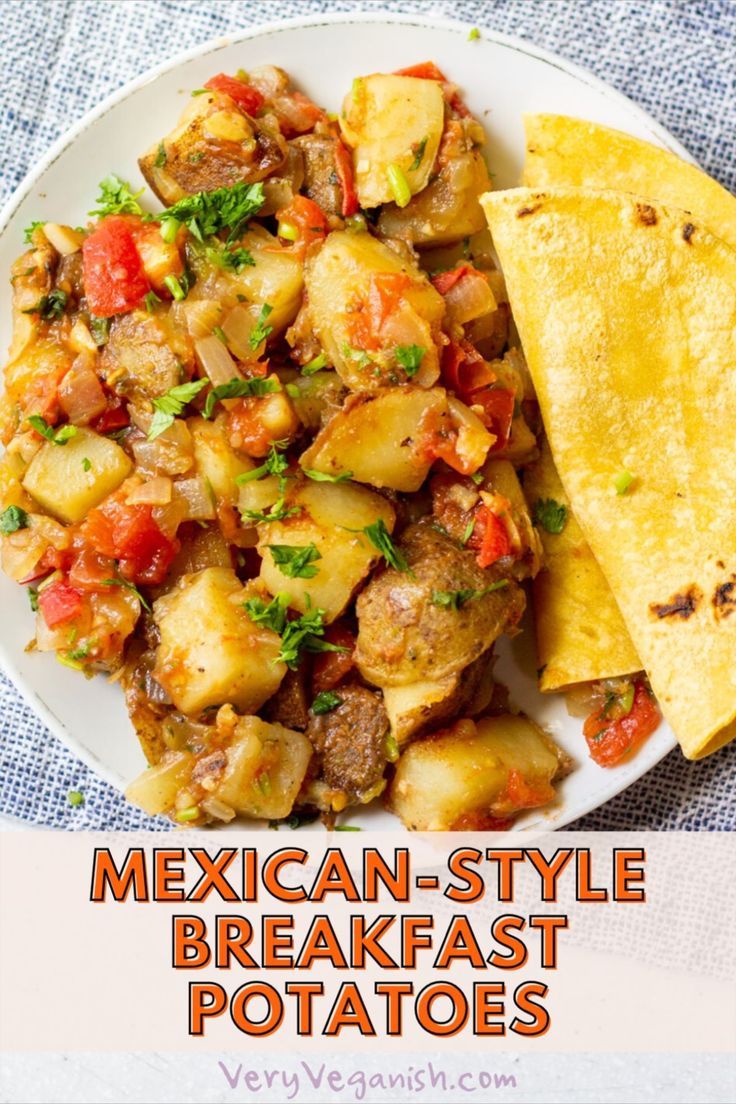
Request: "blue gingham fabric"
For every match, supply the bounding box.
[1,0,734,831]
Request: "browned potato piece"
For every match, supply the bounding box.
[355,521,524,687]
[299,388,448,492]
[304,230,444,390]
[382,652,496,745]
[139,91,287,205]
[210,716,313,820]
[388,715,567,830]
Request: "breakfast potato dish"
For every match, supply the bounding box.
[0,62,567,829]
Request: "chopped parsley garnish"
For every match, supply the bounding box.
[244,595,349,669]
[244,592,290,634]
[81,457,92,473]
[89,173,145,218]
[89,315,109,346]
[311,690,343,715]
[22,288,68,321]
[302,468,353,484]
[341,343,373,370]
[206,243,256,273]
[154,142,167,168]
[144,290,161,313]
[249,303,273,350]
[468,26,481,41]
[154,180,265,243]
[28,587,39,612]
[67,790,85,807]
[203,375,279,419]
[0,505,29,535]
[533,498,568,534]
[470,471,484,485]
[148,379,207,440]
[235,441,289,489]
[27,415,78,446]
[460,518,476,546]
[410,136,428,172]
[362,519,411,573]
[23,220,45,243]
[268,809,321,830]
[268,543,322,579]
[431,579,509,610]
[395,344,425,377]
[101,577,152,612]
[241,496,301,524]
[302,352,328,375]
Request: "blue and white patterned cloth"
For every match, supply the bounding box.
[1,0,734,830]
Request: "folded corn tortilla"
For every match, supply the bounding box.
[522,114,736,251]
[482,187,736,759]
[524,438,640,691]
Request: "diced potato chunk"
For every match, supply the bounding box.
[340,75,444,208]
[125,751,195,816]
[300,387,448,492]
[258,479,395,621]
[388,715,565,831]
[22,427,133,524]
[382,676,459,746]
[228,225,303,338]
[152,568,286,716]
[305,231,444,390]
[211,716,313,820]
[188,415,254,503]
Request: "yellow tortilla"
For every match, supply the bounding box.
[522,114,736,251]
[482,187,736,759]
[524,439,640,691]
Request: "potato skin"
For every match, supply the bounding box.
[355,521,524,687]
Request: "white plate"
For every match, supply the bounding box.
[0,11,682,829]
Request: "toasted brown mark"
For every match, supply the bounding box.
[649,585,702,620]
[636,203,658,226]
[517,204,541,218]
[713,576,736,620]
[682,222,695,243]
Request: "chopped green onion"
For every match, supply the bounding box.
[468,27,481,41]
[278,221,298,242]
[163,273,186,301]
[385,732,400,763]
[144,290,161,313]
[302,352,328,375]
[613,470,635,495]
[619,683,635,715]
[386,163,411,208]
[335,824,361,832]
[67,790,85,807]
[159,217,180,243]
[175,806,200,822]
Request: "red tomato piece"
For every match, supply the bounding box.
[584,680,661,767]
[276,195,329,251]
[471,505,512,568]
[431,264,487,296]
[90,398,130,436]
[204,73,264,115]
[312,624,356,694]
[82,217,150,318]
[474,387,515,452]
[38,579,84,628]
[333,136,359,217]
[67,545,116,592]
[81,497,177,586]
[395,61,447,81]
[441,339,496,396]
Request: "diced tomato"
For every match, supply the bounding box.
[333,136,359,217]
[441,339,495,396]
[450,812,515,831]
[471,504,512,568]
[38,579,84,629]
[473,388,515,452]
[82,216,150,318]
[498,768,556,814]
[90,398,130,435]
[346,272,413,352]
[67,545,116,592]
[24,362,69,427]
[584,680,661,767]
[312,623,356,694]
[395,61,447,81]
[81,496,178,586]
[204,72,264,116]
[226,399,276,458]
[432,264,487,296]
[276,195,329,252]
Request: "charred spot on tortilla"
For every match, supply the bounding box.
[649,585,703,621]
[636,203,658,226]
[713,576,736,620]
[516,203,541,218]
[682,222,695,243]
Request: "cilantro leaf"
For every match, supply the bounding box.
[0,505,29,535]
[533,498,568,534]
[27,415,78,446]
[244,596,349,669]
[147,379,207,440]
[235,443,290,491]
[89,173,145,218]
[362,519,411,573]
[203,376,279,419]
[410,136,428,172]
[89,315,109,346]
[23,220,45,244]
[206,242,256,273]
[311,690,343,715]
[302,468,353,484]
[431,580,508,610]
[240,496,301,524]
[243,592,290,634]
[101,577,152,613]
[249,303,273,350]
[395,344,425,378]
[154,142,167,169]
[154,181,265,243]
[22,288,68,321]
[268,543,322,579]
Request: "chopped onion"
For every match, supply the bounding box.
[1,530,47,582]
[221,304,259,362]
[194,335,241,387]
[42,222,84,255]
[182,300,223,339]
[173,477,216,521]
[200,796,236,823]
[131,421,194,477]
[126,476,173,506]
[447,396,495,473]
[444,272,497,325]
[58,355,107,425]
[152,498,188,539]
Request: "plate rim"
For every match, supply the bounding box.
[0,8,683,825]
